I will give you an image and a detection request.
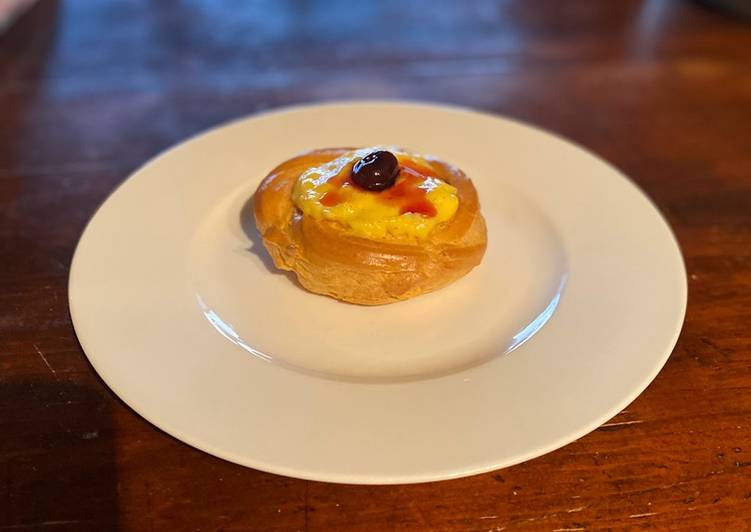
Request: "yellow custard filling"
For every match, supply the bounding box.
[291,148,459,240]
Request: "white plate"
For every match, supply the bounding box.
[69,101,686,484]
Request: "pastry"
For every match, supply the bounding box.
[254,147,486,305]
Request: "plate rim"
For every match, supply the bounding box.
[69,99,688,484]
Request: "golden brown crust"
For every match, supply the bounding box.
[254,148,487,305]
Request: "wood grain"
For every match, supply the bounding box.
[1,0,750,530]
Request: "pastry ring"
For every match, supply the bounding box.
[254,147,487,305]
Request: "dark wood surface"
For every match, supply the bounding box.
[2,1,750,530]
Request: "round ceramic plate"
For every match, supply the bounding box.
[69,101,686,484]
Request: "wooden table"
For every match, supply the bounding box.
[2,1,750,530]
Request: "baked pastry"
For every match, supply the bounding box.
[254,147,486,305]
